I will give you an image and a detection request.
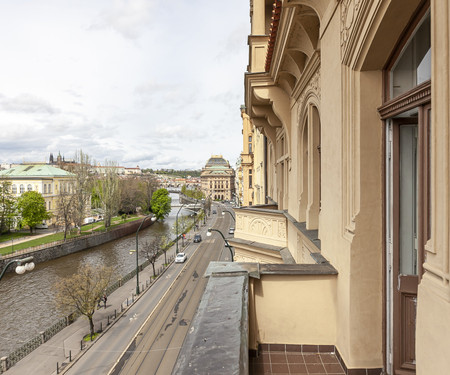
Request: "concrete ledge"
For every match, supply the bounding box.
[228,237,295,264]
[173,273,249,375]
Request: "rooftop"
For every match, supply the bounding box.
[0,165,74,178]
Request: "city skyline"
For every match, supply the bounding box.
[0,0,249,170]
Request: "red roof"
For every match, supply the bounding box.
[265,0,282,72]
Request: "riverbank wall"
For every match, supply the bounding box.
[0,218,154,271]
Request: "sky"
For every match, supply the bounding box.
[0,0,250,170]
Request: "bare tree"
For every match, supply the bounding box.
[71,150,94,231]
[172,215,192,248]
[140,235,162,277]
[160,235,170,265]
[96,160,120,228]
[56,189,75,241]
[119,178,146,214]
[54,264,114,337]
[139,175,159,212]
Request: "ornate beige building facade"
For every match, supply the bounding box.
[229,0,446,374]
[0,165,76,226]
[200,155,235,201]
[240,106,255,206]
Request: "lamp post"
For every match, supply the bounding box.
[206,228,234,261]
[175,204,187,254]
[134,215,156,295]
[0,256,35,282]
[221,210,236,222]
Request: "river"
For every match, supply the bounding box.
[0,194,193,357]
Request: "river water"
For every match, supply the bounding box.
[0,194,192,357]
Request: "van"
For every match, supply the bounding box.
[83,217,95,225]
[36,223,48,229]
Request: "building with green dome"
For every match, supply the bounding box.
[200,155,235,201]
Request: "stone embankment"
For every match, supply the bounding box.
[0,219,154,271]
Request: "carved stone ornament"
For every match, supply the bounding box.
[249,218,272,236]
[298,70,321,117]
[340,0,361,53]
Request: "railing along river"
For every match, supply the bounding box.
[0,195,193,358]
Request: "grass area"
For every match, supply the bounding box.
[0,215,143,256]
[0,231,33,244]
[83,332,100,342]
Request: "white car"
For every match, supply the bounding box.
[175,252,187,263]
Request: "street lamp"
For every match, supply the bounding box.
[0,256,35,282]
[222,210,235,222]
[206,228,234,262]
[175,199,200,253]
[175,204,187,255]
[133,215,156,295]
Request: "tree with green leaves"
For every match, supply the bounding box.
[150,188,171,221]
[54,264,114,338]
[17,191,51,233]
[0,179,17,234]
[181,184,204,200]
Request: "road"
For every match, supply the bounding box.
[65,205,233,375]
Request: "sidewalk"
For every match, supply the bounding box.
[3,218,214,375]
[0,231,56,250]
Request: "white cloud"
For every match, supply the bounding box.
[0,0,249,170]
[90,0,155,40]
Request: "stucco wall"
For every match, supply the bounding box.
[251,274,337,346]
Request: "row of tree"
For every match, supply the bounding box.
[180,184,204,200]
[0,151,172,238]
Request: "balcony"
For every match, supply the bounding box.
[174,261,338,374]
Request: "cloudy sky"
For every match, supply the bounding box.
[0,0,250,170]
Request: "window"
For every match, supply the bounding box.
[12,185,17,194]
[44,184,47,194]
[20,184,24,194]
[27,184,32,191]
[249,175,253,188]
[390,11,430,98]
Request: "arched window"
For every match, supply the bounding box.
[27,184,32,191]
[20,184,24,194]
[12,185,17,194]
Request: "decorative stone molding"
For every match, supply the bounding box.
[235,208,287,248]
[377,81,431,120]
[298,70,321,110]
[340,0,361,51]
[340,0,371,66]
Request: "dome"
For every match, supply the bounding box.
[205,155,230,168]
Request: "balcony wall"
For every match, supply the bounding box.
[250,273,337,350]
[235,207,287,248]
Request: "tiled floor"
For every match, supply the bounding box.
[250,349,346,375]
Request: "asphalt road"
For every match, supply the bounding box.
[64,205,233,375]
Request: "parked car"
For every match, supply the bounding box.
[228,227,235,235]
[175,252,187,263]
[193,234,202,243]
[212,210,217,214]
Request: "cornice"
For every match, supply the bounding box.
[291,51,321,101]
[377,81,431,120]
